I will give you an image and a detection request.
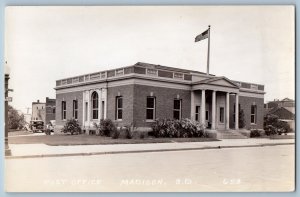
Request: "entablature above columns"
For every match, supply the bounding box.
[191,84,239,94]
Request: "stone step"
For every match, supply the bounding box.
[216,130,249,139]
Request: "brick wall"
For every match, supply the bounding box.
[107,84,134,127]
[229,95,264,129]
[56,91,83,128]
[133,84,191,127]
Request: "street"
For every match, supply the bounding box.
[5,145,294,192]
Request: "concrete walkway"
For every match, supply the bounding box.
[6,138,295,159]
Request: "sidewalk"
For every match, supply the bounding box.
[6,138,295,159]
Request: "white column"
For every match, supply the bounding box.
[82,92,86,128]
[226,92,230,130]
[191,90,195,121]
[87,90,91,127]
[98,89,102,121]
[103,88,107,119]
[235,94,239,130]
[212,90,216,130]
[201,89,206,127]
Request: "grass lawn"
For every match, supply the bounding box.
[8,133,219,146]
[8,130,34,136]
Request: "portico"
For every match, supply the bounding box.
[191,77,239,130]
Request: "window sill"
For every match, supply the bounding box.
[250,123,257,125]
[146,120,155,122]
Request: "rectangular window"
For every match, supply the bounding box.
[62,101,66,120]
[146,97,155,120]
[116,97,123,120]
[206,110,209,121]
[53,108,55,114]
[173,99,182,120]
[219,107,224,123]
[73,100,78,119]
[195,106,200,121]
[251,105,257,124]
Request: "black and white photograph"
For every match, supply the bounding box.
[4,6,295,192]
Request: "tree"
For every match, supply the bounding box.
[8,105,26,130]
[264,114,291,135]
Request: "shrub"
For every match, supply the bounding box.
[124,126,132,139]
[264,125,277,136]
[94,119,117,137]
[111,129,120,139]
[152,118,206,138]
[250,129,261,138]
[140,132,145,139]
[62,119,81,135]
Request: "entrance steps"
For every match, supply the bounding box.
[208,129,249,139]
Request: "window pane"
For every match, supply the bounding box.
[146,109,154,119]
[173,111,180,119]
[117,109,122,119]
[195,106,199,113]
[251,105,255,114]
[174,100,180,109]
[75,111,78,119]
[147,97,154,108]
[117,98,123,108]
[195,114,199,121]
[93,110,98,119]
[251,115,254,123]
[206,111,209,120]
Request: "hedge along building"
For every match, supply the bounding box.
[54,62,265,133]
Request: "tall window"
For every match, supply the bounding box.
[73,100,78,119]
[173,99,182,120]
[206,110,209,121]
[195,106,200,121]
[146,97,155,120]
[116,97,123,120]
[92,92,99,119]
[62,101,66,120]
[219,107,224,123]
[251,105,257,124]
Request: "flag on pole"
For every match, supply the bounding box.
[195,29,209,42]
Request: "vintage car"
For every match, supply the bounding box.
[29,120,44,133]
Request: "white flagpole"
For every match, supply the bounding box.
[207,25,211,75]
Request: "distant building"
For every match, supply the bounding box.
[45,97,56,124]
[31,97,56,125]
[54,62,265,133]
[265,98,295,131]
[31,100,46,122]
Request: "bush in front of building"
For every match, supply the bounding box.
[250,129,264,138]
[62,119,81,135]
[152,118,207,138]
[94,119,117,137]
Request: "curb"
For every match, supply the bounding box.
[5,142,294,159]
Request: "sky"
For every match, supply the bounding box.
[5,6,295,114]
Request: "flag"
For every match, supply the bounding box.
[195,29,209,42]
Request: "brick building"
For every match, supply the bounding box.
[45,97,56,124]
[31,98,56,125]
[54,62,265,133]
